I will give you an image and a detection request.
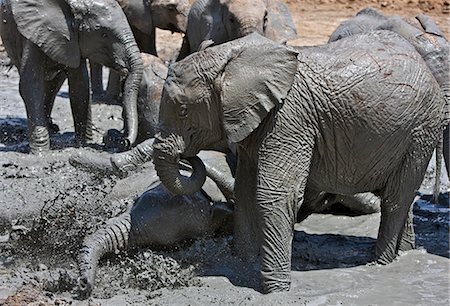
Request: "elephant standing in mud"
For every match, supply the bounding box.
[0,0,143,153]
[329,8,450,179]
[176,0,297,60]
[76,150,235,298]
[90,0,189,102]
[150,33,445,292]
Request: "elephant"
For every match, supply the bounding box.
[136,53,167,143]
[176,0,297,60]
[329,8,450,179]
[150,33,445,292]
[0,0,143,153]
[76,150,235,298]
[90,0,189,102]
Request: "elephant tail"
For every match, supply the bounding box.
[432,131,443,204]
[77,213,132,299]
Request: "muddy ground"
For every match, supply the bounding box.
[0,0,449,305]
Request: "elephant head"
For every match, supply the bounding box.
[10,0,144,146]
[220,0,297,42]
[152,34,298,195]
[177,0,296,60]
[117,0,189,34]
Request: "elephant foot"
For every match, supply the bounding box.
[29,126,50,154]
[261,270,291,293]
[77,256,96,300]
[48,121,60,135]
[91,90,107,103]
[375,249,397,265]
[103,129,130,151]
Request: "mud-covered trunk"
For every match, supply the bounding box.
[152,134,206,195]
[119,33,144,147]
[78,213,132,299]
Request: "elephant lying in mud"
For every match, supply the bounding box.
[150,33,445,292]
[76,150,235,298]
[0,0,144,153]
[90,0,189,103]
[329,8,450,180]
[176,0,297,60]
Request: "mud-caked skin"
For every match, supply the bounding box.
[90,0,189,102]
[329,8,450,179]
[77,161,234,299]
[176,0,297,60]
[0,0,144,153]
[150,32,446,293]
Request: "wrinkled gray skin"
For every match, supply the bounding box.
[76,151,234,298]
[329,8,450,179]
[0,0,144,153]
[136,53,168,142]
[90,0,189,102]
[176,0,297,60]
[151,33,445,292]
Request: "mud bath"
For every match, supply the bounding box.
[1,0,449,305]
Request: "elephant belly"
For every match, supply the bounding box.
[307,127,409,195]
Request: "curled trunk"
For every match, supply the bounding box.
[153,135,206,195]
[78,213,132,299]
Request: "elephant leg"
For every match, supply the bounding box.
[43,71,66,135]
[375,150,431,264]
[89,61,105,101]
[66,60,92,146]
[133,27,157,56]
[105,70,123,103]
[256,137,314,293]
[19,41,48,153]
[233,147,260,261]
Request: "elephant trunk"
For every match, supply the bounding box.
[120,34,144,148]
[78,213,132,299]
[153,134,206,195]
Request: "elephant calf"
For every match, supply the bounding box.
[150,33,445,293]
[76,150,235,298]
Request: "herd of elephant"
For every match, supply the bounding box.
[0,0,448,298]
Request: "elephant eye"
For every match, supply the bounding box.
[228,16,235,24]
[102,32,108,38]
[179,105,188,119]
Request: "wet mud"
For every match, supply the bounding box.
[0,0,449,305]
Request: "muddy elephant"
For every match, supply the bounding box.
[150,33,445,292]
[329,8,450,179]
[90,0,189,101]
[0,0,143,153]
[176,0,297,60]
[76,150,235,298]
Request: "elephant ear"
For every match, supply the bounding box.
[264,0,297,43]
[220,43,298,143]
[10,0,80,68]
[118,0,153,35]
